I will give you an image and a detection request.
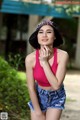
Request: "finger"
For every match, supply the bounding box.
[41,47,47,56]
[45,46,52,53]
[43,46,49,55]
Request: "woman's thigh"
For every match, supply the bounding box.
[31,111,46,120]
[46,108,62,120]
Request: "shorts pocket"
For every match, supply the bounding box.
[28,101,34,111]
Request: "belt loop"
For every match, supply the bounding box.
[56,91,60,98]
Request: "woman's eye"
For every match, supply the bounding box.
[47,31,52,33]
[38,31,43,33]
[38,31,52,34]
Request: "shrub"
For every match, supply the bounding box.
[8,53,25,70]
[0,57,30,120]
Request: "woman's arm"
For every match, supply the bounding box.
[39,47,69,90]
[25,55,42,115]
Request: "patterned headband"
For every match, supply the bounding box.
[36,20,53,30]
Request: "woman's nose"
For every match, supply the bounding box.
[43,32,47,37]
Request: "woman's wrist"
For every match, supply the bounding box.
[40,60,49,68]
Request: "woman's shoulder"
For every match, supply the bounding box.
[57,48,68,56]
[25,51,36,68]
[57,48,69,62]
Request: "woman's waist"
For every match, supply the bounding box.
[35,81,64,91]
[38,84,54,91]
[35,80,51,89]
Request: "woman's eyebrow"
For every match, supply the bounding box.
[46,29,53,31]
[39,29,53,31]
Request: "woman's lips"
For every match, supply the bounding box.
[42,39,48,42]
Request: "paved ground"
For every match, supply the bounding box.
[61,70,80,120]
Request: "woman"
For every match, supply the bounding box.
[25,20,69,120]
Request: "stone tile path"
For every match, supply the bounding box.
[61,70,80,120]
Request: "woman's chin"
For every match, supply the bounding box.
[40,43,52,47]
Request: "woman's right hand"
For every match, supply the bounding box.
[39,45,50,67]
[39,45,49,61]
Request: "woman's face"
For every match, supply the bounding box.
[37,25,55,47]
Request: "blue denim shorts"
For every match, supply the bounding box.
[28,83,66,112]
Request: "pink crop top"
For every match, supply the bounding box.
[33,48,58,87]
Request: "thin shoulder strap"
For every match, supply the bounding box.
[35,50,39,65]
[54,48,57,64]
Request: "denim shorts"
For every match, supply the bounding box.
[28,83,66,112]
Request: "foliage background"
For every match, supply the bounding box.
[0,57,30,120]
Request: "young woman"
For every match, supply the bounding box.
[25,20,69,120]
